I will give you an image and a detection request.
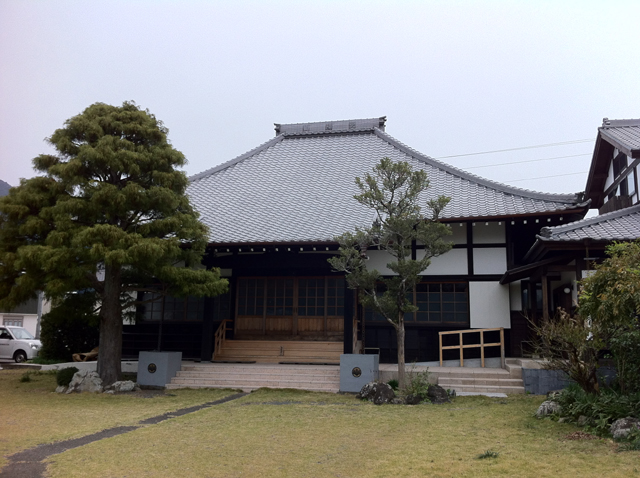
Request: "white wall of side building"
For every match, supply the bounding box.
[469,282,511,329]
[0,313,39,336]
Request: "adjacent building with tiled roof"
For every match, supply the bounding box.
[500,118,640,350]
[585,118,640,214]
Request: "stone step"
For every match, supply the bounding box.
[432,372,512,380]
[170,377,339,389]
[166,383,338,393]
[181,364,339,374]
[438,377,524,387]
[436,368,525,394]
[175,371,339,381]
[442,384,525,394]
[168,363,341,393]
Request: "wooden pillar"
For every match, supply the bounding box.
[200,295,215,362]
[343,286,354,354]
[528,280,537,324]
[541,273,550,321]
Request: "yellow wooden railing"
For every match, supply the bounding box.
[439,327,505,368]
[213,319,233,360]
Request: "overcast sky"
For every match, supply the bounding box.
[1,0,639,198]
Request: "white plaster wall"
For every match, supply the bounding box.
[417,222,466,245]
[472,222,506,244]
[509,282,522,311]
[473,247,507,275]
[627,173,636,195]
[604,160,614,190]
[366,248,468,276]
[469,282,511,329]
[449,223,467,245]
[418,248,468,275]
[366,250,396,275]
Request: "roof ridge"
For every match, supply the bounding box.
[373,127,585,204]
[539,203,640,238]
[601,118,640,128]
[189,135,285,182]
[275,117,386,136]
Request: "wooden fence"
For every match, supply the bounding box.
[438,327,505,368]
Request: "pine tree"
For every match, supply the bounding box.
[0,102,227,385]
[328,158,451,389]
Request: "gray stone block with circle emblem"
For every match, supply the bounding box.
[340,354,379,392]
[137,351,183,388]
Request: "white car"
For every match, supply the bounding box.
[0,326,42,362]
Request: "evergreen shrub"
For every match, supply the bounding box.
[56,367,79,387]
[40,292,99,362]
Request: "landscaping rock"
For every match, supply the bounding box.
[404,393,423,405]
[427,384,450,404]
[356,382,376,400]
[55,385,67,394]
[106,380,137,393]
[610,417,640,441]
[535,400,561,418]
[577,415,590,427]
[66,370,103,394]
[357,381,395,405]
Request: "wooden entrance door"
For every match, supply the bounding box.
[235,277,345,339]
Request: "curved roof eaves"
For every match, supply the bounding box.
[373,127,582,204]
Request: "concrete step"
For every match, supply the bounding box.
[168,364,341,393]
[433,371,512,380]
[166,383,338,393]
[442,384,525,394]
[175,371,339,381]
[438,377,523,387]
[181,364,340,374]
[169,378,339,390]
[171,378,339,391]
[435,368,525,394]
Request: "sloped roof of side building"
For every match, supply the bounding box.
[187,117,588,244]
[585,118,640,209]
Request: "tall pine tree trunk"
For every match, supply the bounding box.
[97,264,123,386]
[396,315,406,389]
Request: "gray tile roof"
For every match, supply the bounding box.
[187,118,588,244]
[599,118,640,158]
[538,203,640,242]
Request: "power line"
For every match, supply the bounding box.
[435,139,593,159]
[507,171,588,182]
[464,153,591,170]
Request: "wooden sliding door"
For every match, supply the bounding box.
[235,277,344,339]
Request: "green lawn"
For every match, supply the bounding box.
[1,369,638,477]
